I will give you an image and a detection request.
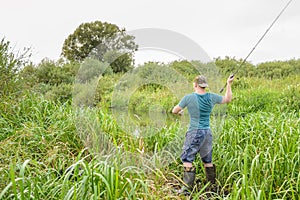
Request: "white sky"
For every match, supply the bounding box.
[1,0,299,65]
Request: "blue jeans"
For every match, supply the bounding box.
[180,129,213,164]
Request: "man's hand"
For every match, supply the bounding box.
[178,109,184,116]
[227,74,235,85]
[221,74,234,104]
[172,105,183,115]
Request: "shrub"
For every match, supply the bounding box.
[0,38,30,97]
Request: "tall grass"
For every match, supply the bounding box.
[214,111,299,199]
[0,77,299,199]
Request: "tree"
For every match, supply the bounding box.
[103,50,133,73]
[0,38,30,97]
[61,21,138,73]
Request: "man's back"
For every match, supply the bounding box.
[179,92,222,130]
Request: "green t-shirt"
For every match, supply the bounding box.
[178,92,223,131]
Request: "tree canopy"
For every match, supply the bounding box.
[61,21,138,73]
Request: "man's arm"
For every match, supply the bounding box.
[221,75,234,104]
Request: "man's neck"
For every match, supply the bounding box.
[194,88,206,94]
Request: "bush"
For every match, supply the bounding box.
[35,59,79,86]
[76,58,113,83]
[0,38,30,97]
[44,84,73,103]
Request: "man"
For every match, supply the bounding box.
[172,74,234,194]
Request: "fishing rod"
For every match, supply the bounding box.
[219,0,293,93]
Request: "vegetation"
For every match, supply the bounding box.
[0,34,299,199]
[61,21,138,73]
[0,38,31,98]
[215,56,300,79]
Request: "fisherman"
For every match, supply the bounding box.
[172,74,234,194]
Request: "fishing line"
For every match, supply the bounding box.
[219,0,293,93]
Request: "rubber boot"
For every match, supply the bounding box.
[205,165,217,193]
[205,165,216,184]
[176,167,196,195]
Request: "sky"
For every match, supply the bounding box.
[1,0,299,65]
